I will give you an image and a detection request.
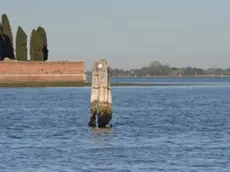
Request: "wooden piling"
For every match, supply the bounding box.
[89,59,112,128]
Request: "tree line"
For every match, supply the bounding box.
[86,61,230,77]
[0,13,48,61]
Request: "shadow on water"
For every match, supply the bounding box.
[89,127,112,134]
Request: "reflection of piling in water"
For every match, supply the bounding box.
[89,59,112,128]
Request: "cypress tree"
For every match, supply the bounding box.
[16,26,27,61]
[0,23,3,60]
[37,26,48,61]
[30,29,43,61]
[1,13,14,58]
[37,26,47,46]
[0,23,3,35]
[29,29,35,60]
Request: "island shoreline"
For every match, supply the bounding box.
[0,81,228,88]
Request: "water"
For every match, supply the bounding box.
[0,78,230,171]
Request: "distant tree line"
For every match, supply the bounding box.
[86,61,230,77]
[0,13,48,61]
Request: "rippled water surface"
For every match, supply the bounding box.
[0,81,230,171]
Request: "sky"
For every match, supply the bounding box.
[1,0,230,70]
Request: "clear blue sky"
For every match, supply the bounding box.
[1,0,230,70]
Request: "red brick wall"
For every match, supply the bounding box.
[0,61,86,82]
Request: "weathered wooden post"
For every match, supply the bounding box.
[89,59,112,128]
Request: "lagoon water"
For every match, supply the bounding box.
[0,78,230,171]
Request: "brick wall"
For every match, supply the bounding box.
[0,61,87,82]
